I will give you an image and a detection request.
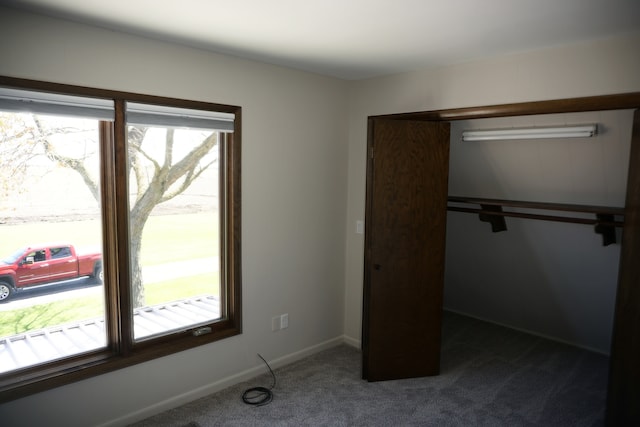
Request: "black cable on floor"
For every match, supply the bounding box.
[242,353,276,406]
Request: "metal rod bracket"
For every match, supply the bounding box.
[479,204,507,232]
[595,214,617,246]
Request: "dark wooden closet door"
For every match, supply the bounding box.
[362,118,450,381]
[606,108,640,426]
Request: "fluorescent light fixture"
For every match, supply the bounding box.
[461,125,597,141]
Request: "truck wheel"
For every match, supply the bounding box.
[95,266,104,282]
[0,282,12,302]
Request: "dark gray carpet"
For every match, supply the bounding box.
[130,312,608,426]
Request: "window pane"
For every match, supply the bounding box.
[0,112,106,373]
[126,118,222,341]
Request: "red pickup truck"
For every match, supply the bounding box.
[0,244,102,302]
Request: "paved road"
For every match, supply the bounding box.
[0,257,218,311]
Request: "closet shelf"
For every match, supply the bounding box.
[447,196,625,246]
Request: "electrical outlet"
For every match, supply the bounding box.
[272,316,281,331]
[280,313,289,329]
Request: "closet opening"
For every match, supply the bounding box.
[363,92,640,425]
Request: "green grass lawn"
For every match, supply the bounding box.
[0,212,219,266]
[0,213,220,337]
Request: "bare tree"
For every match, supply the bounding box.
[0,113,219,307]
[126,126,218,307]
[0,114,43,205]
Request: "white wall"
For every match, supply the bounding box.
[0,7,348,427]
[344,32,640,352]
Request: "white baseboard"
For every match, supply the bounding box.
[266,336,346,369]
[342,334,361,349]
[99,336,346,427]
[443,307,610,356]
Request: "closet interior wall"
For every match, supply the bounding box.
[444,110,634,354]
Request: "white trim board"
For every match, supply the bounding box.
[98,336,346,427]
[443,307,610,356]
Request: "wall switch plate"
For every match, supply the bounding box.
[280,313,289,329]
[356,220,364,234]
[272,316,281,331]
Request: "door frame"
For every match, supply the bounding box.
[366,91,640,425]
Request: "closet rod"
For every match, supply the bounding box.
[447,206,623,227]
[448,196,625,217]
[447,196,625,245]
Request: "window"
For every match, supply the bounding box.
[50,247,72,259]
[124,102,234,341]
[0,77,241,401]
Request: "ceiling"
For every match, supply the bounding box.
[4,0,640,80]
